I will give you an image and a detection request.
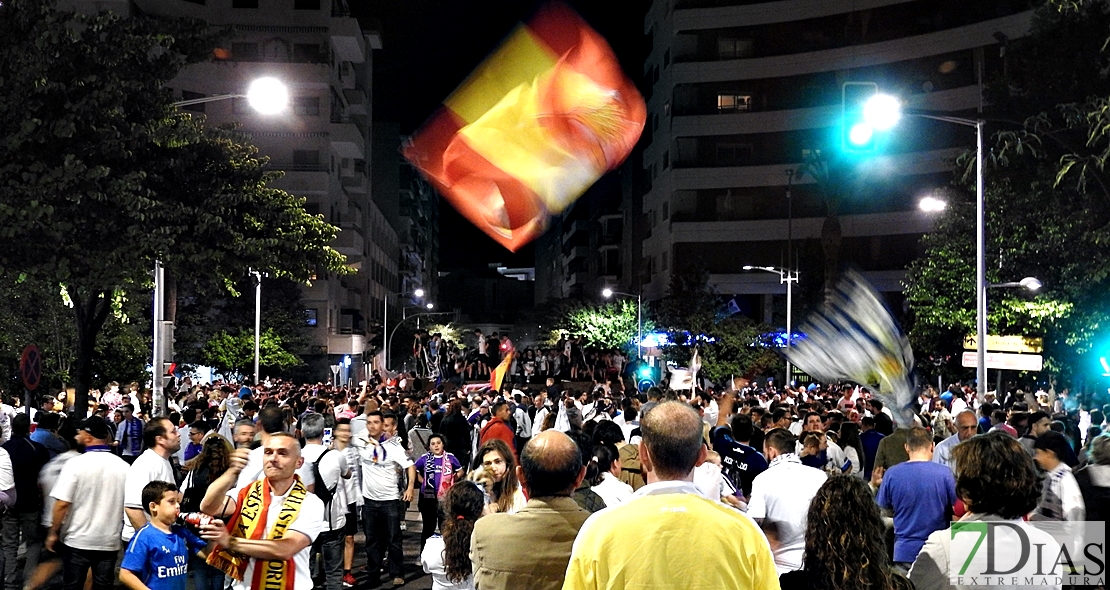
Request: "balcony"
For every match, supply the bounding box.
[334,228,364,258]
[563,271,589,289]
[329,122,365,159]
[327,333,365,356]
[563,245,590,266]
[329,17,366,63]
[343,88,368,116]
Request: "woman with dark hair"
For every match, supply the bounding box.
[779,475,912,590]
[838,422,866,477]
[414,433,462,552]
[470,438,525,514]
[441,400,473,471]
[909,432,1057,590]
[589,443,633,507]
[179,433,233,590]
[421,481,484,590]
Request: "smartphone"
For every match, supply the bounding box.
[322,427,333,447]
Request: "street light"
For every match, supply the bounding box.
[383,288,425,369]
[990,277,1042,291]
[171,76,289,113]
[918,196,947,213]
[252,269,262,386]
[601,287,642,361]
[862,92,988,402]
[743,265,799,383]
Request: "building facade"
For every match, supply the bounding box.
[127,0,395,380]
[640,0,1033,323]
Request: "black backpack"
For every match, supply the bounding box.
[311,449,336,506]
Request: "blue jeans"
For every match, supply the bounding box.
[2,511,42,590]
[310,529,345,590]
[190,554,224,590]
[362,499,403,580]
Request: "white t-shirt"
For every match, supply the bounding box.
[174,424,190,464]
[122,449,176,541]
[301,444,349,530]
[40,450,79,527]
[747,455,828,574]
[420,535,474,590]
[352,433,413,502]
[225,481,325,590]
[50,449,129,551]
[592,472,634,508]
[0,447,14,494]
[340,445,362,508]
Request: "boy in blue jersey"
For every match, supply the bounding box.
[119,481,216,590]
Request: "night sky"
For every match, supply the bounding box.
[352,0,650,270]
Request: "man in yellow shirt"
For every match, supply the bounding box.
[562,401,780,590]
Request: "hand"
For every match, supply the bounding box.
[228,448,250,475]
[870,466,885,490]
[200,519,230,548]
[402,487,414,503]
[45,531,58,553]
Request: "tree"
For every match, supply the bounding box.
[548,299,648,354]
[200,329,303,381]
[904,0,1110,387]
[0,0,347,416]
[655,266,779,384]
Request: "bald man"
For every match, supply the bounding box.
[198,434,325,590]
[470,430,589,590]
[932,409,978,471]
[563,402,779,590]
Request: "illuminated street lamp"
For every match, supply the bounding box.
[171,76,289,113]
[384,288,425,369]
[859,92,989,401]
[919,196,947,213]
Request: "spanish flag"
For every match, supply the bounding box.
[491,351,514,392]
[402,3,646,251]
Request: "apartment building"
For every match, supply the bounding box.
[640,0,1033,323]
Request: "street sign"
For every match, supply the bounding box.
[19,345,41,391]
[961,351,1043,372]
[963,335,1043,353]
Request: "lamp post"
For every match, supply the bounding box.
[386,310,453,367]
[743,266,799,383]
[383,288,424,370]
[602,287,642,360]
[857,93,988,402]
[983,277,1042,396]
[158,78,288,397]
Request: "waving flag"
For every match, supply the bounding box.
[402,3,646,251]
[491,351,514,392]
[782,270,916,427]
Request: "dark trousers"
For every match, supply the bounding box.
[2,511,42,590]
[60,545,116,590]
[417,494,439,552]
[310,529,345,590]
[362,499,403,581]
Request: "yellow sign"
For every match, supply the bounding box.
[963,335,1043,354]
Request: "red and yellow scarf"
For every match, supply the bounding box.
[207,477,308,590]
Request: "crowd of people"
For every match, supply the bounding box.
[0,373,1104,590]
[407,330,632,387]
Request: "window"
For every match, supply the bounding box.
[662,251,669,271]
[663,151,670,170]
[231,42,259,61]
[716,143,754,165]
[294,0,320,8]
[180,90,205,113]
[718,38,753,59]
[232,0,258,7]
[717,94,753,112]
[293,150,321,167]
[662,201,669,220]
[304,309,318,326]
[294,96,320,116]
[293,43,323,63]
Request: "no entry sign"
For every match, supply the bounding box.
[20,345,41,391]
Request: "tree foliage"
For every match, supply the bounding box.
[655,266,779,384]
[0,0,347,415]
[200,328,303,381]
[548,299,649,354]
[904,0,1110,386]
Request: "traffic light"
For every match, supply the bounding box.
[841,82,900,154]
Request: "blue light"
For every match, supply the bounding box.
[343,355,352,368]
